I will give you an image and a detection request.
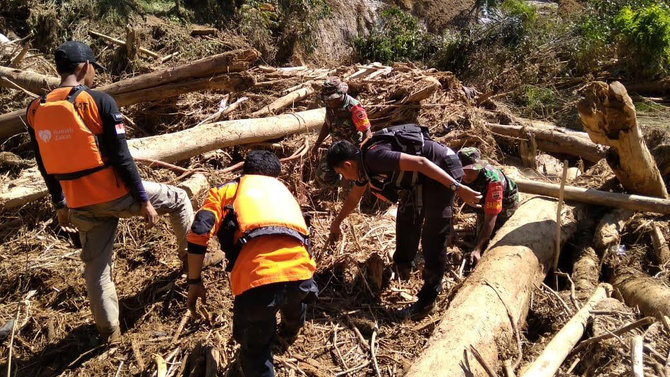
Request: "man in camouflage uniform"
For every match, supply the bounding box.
[458,147,519,265]
[312,76,372,185]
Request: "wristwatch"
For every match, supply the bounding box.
[449,181,461,191]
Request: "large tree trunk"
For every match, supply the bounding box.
[250,86,315,117]
[0,49,259,139]
[0,72,254,139]
[515,178,670,215]
[487,123,606,163]
[405,197,583,377]
[113,73,254,107]
[578,81,668,198]
[0,66,60,95]
[624,78,670,96]
[101,49,259,96]
[0,108,325,211]
[612,267,670,317]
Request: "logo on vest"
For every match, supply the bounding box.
[38,130,52,143]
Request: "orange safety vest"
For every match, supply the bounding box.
[29,87,129,208]
[224,175,314,296]
[232,174,310,247]
[186,178,316,296]
[32,88,108,179]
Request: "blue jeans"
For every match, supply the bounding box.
[233,279,318,377]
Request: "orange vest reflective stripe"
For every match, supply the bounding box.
[32,88,108,179]
[233,175,309,246]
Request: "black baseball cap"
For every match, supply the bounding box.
[55,41,106,72]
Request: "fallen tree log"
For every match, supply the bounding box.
[0,71,255,139]
[578,81,668,198]
[515,179,670,215]
[113,73,254,107]
[612,267,670,317]
[571,220,600,301]
[405,197,583,377]
[486,123,606,163]
[519,284,611,377]
[624,78,670,96]
[650,223,670,266]
[572,245,600,301]
[0,66,59,95]
[100,48,259,95]
[0,108,325,210]
[1,48,257,97]
[250,86,314,117]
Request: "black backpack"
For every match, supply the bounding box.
[361,124,431,203]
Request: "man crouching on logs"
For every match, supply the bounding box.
[325,124,482,320]
[457,147,519,267]
[186,150,318,377]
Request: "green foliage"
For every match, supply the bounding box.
[570,0,669,75]
[613,4,670,76]
[513,85,561,118]
[430,0,542,86]
[353,7,437,64]
[501,0,537,30]
[238,1,278,59]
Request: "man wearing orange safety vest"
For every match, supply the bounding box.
[186,150,317,377]
[26,41,198,343]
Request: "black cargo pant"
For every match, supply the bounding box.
[393,154,462,306]
[233,278,318,377]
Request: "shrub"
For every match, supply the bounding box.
[501,0,537,30]
[613,4,670,76]
[353,7,437,64]
[238,2,279,61]
[513,85,561,118]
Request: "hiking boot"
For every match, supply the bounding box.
[180,250,226,273]
[393,262,412,281]
[395,301,435,321]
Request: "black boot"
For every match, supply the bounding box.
[395,300,435,321]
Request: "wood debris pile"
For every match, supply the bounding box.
[0,42,669,377]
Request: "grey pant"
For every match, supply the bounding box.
[68,181,193,336]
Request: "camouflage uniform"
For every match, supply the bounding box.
[316,81,371,185]
[469,164,519,235]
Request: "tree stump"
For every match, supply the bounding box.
[577,81,668,198]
